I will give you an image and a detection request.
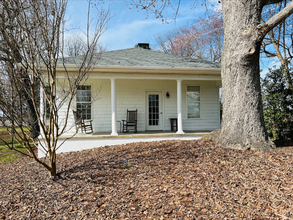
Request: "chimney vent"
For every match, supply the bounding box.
[136,43,150,50]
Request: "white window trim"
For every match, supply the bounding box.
[76,85,92,120]
[186,85,201,119]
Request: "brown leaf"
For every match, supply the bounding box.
[1,139,293,219]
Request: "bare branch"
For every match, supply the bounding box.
[264,0,285,5]
[0,0,110,177]
[259,1,293,35]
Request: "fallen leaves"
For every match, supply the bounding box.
[0,139,293,219]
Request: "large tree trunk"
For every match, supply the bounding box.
[217,0,275,151]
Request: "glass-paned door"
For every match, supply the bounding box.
[146,92,163,130]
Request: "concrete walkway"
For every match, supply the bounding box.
[59,130,210,139]
[38,131,209,157]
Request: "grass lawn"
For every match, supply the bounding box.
[0,127,28,165]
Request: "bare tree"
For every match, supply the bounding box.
[0,0,110,177]
[64,34,88,57]
[155,12,223,62]
[63,33,106,57]
[0,0,41,139]
[134,0,293,151]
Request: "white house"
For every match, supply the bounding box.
[39,44,221,156]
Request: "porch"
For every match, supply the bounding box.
[66,78,221,135]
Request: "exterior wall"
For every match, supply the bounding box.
[62,78,220,133]
[182,80,221,131]
[53,79,77,133]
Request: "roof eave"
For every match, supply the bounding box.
[55,64,221,75]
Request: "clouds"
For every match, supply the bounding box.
[207,0,222,12]
[98,5,199,51]
[260,57,281,78]
[66,0,221,51]
[99,18,163,50]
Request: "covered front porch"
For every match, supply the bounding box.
[70,76,221,135]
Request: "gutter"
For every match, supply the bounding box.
[54,65,221,76]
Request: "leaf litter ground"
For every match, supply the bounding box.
[0,139,293,219]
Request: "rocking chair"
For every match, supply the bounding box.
[122,109,137,133]
[73,110,93,134]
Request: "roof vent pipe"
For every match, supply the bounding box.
[136,43,150,50]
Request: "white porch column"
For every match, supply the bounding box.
[39,85,45,137]
[39,86,44,122]
[176,80,185,134]
[111,78,118,136]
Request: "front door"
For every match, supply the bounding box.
[146,92,163,130]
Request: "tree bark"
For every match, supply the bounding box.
[49,151,57,177]
[19,68,40,139]
[217,0,276,151]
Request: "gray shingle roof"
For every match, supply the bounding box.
[60,47,221,69]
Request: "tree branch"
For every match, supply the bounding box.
[264,0,284,5]
[259,1,293,36]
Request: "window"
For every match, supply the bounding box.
[187,86,200,118]
[76,85,91,120]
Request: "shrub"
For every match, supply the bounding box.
[261,66,293,140]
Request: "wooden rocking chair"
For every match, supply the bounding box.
[73,110,93,134]
[122,109,137,133]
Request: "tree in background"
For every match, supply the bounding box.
[155,12,223,62]
[261,66,293,140]
[64,34,89,57]
[0,0,110,177]
[0,1,41,139]
[64,33,106,57]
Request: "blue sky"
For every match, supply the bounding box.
[66,0,220,51]
[66,0,282,74]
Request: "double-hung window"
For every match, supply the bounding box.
[187,86,200,118]
[76,85,91,120]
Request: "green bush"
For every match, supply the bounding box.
[261,66,293,140]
